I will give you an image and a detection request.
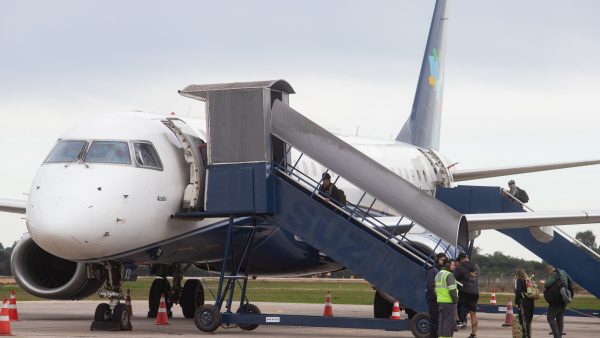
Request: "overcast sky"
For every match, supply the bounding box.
[1,0,599,261]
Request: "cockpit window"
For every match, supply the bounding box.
[45,140,88,163]
[134,142,162,170]
[84,141,131,165]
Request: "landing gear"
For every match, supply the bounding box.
[180,279,204,318]
[148,278,172,318]
[90,263,132,331]
[373,290,393,318]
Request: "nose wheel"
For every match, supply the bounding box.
[91,303,132,331]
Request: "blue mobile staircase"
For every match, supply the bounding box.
[175,80,464,337]
[436,185,600,300]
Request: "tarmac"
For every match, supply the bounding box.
[7,300,600,337]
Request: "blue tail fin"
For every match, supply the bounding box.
[395,0,448,150]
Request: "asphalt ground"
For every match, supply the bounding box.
[7,300,600,337]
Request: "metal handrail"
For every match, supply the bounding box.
[272,146,446,267]
[501,189,600,261]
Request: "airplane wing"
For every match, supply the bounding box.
[453,159,600,181]
[465,210,600,231]
[0,198,27,214]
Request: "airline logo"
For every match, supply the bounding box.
[427,48,442,100]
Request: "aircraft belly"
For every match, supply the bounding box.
[102,219,343,275]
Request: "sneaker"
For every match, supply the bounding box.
[467,334,477,338]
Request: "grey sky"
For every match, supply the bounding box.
[1,0,599,260]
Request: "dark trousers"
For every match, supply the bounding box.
[438,303,456,338]
[517,298,534,338]
[428,300,439,338]
[547,302,565,338]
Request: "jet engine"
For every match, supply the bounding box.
[11,234,104,299]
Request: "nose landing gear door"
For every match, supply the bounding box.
[161,118,206,210]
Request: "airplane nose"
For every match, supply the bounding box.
[27,194,95,260]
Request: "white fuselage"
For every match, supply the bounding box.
[25,112,454,261]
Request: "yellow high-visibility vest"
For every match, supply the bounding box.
[435,270,457,303]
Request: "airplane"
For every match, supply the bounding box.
[1,0,599,333]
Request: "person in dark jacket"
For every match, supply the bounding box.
[319,172,345,205]
[454,253,480,338]
[502,179,529,203]
[514,268,534,338]
[426,253,447,338]
[544,265,574,338]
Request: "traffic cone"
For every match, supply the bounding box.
[502,298,514,326]
[7,292,17,321]
[390,300,401,320]
[490,289,497,305]
[155,293,169,325]
[323,290,334,317]
[125,289,133,317]
[0,299,12,336]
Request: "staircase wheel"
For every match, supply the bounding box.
[194,304,221,333]
[237,303,261,331]
[409,312,431,338]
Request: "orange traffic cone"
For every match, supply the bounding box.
[390,300,401,320]
[490,289,497,305]
[125,289,133,317]
[323,290,334,317]
[155,293,169,325]
[7,292,17,321]
[502,298,514,327]
[0,299,12,336]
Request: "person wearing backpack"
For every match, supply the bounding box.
[319,172,346,206]
[514,269,535,338]
[543,265,575,338]
[502,179,530,203]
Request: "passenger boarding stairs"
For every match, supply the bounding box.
[436,185,600,299]
[175,80,468,315]
[266,146,456,312]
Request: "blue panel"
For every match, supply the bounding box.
[436,185,600,298]
[269,175,428,312]
[205,163,272,214]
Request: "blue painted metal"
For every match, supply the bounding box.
[221,313,412,330]
[436,185,600,299]
[267,174,428,313]
[476,305,600,318]
[205,162,273,214]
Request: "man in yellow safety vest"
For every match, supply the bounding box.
[435,256,459,338]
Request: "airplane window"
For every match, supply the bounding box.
[45,140,87,163]
[134,142,163,170]
[85,141,131,165]
[417,170,422,181]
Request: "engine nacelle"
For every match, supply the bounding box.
[11,234,104,299]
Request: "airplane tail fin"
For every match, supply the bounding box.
[395,0,448,150]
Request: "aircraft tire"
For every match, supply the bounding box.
[180,279,204,319]
[112,303,132,331]
[237,303,260,331]
[373,290,393,318]
[409,312,431,338]
[148,278,172,318]
[194,304,221,333]
[94,303,111,322]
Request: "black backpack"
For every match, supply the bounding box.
[543,271,568,305]
[518,188,529,203]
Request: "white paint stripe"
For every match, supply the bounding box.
[0,316,8,321]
